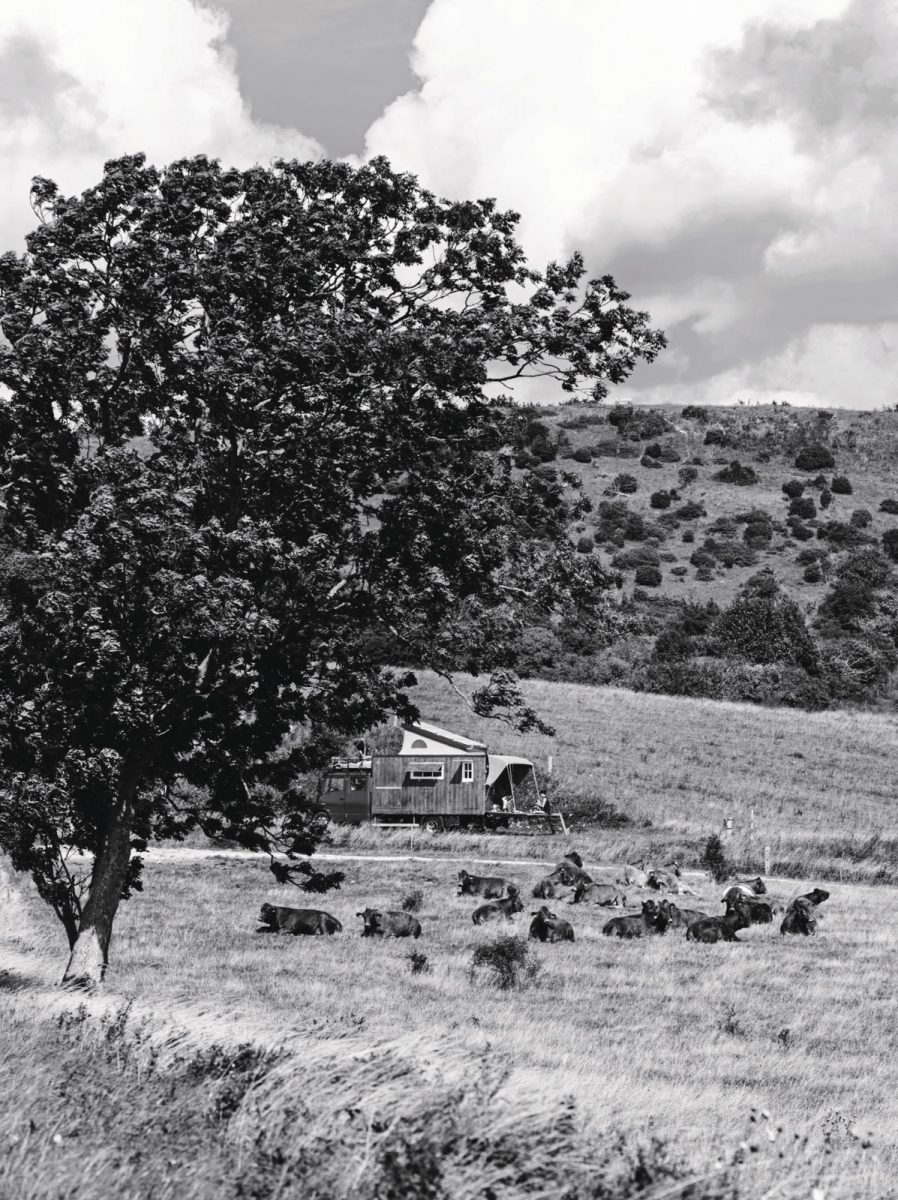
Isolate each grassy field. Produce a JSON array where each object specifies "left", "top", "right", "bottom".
[
  {"left": 4, "top": 846, "right": 896, "bottom": 1198},
  {"left": 396, "top": 670, "right": 898, "bottom": 882}
]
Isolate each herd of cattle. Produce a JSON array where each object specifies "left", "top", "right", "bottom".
[{"left": 257, "top": 852, "right": 830, "bottom": 944}]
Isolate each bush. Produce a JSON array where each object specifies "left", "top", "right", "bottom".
[
  {"left": 851, "top": 508, "right": 872, "bottom": 529},
  {"left": 650, "top": 490, "right": 671, "bottom": 510},
  {"left": 690, "top": 549, "right": 716, "bottom": 568},
  {"left": 407, "top": 950, "right": 432, "bottom": 975},
  {"left": 401, "top": 888, "right": 424, "bottom": 913},
  {"left": 797, "top": 547, "right": 825, "bottom": 565},
  {"left": 714, "top": 460, "right": 758, "bottom": 486},
  {"left": 657, "top": 445, "right": 681, "bottom": 463},
  {"left": 469, "top": 935, "right": 541, "bottom": 990},
  {"left": 682, "top": 405, "right": 709, "bottom": 422},
  {"left": 571, "top": 446, "right": 592, "bottom": 464},
  {"left": 682, "top": 529, "right": 695, "bottom": 543},
  {"left": 714, "top": 572, "right": 819, "bottom": 671},
  {"left": 612, "top": 546, "right": 660, "bottom": 570},
  {"left": 614, "top": 473, "right": 639, "bottom": 494},
  {"left": 830, "top": 475, "right": 853, "bottom": 495},
  {"left": 675, "top": 501, "right": 705, "bottom": 520},
  {"left": 883, "top": 529, "right": 898, "bottom": 562},
  {"left": 743, "top": 521, "right": 772, "bottom": 547},
  {"left": 782, "top": 479, "right": 805, "bottom": 499},
  {"left": 811, "top": 474, "right": 829, "bottom": 489},
  {"left": 818, "top": 520, "right": 871, "bottom": 547},
  {"left": 803, "top": 564, "right": 823, "bottom": 583},
  {"left": 678, "top": 466, "right": 698, "bottom": 487},
  {"left": 607, "top": 403, "right": 634, "bottom": 428},
  {"left": 704, "top": 427, "right": 729, "bottom": 446},
  {"left": 671, "top": 565, "right": 688, "bottom": 577},
  {"left": 789, "top": 496, "right": 816, "bottom": 520},
  {"left": 702, "top": 834, "right": 733, "bottom": 884},
  {"left": 576, "top": 536, "right": 594, "bottom": 554},
  {"left": 695, "top": 566, "right": 714, "bottom": 581},
  {"left": 640, "top": 455, "right": 663, "bottom": 469},
  {"left": 634, "top": 565, "right": 662, "bottom": 587},
  {"left": 879, "top": 498, "right": 898, "bottom": 514},
  {"left": 644, "top": 441, "right": 662, "bottom": 459},
  {"left": 787, "top": 519, "right": 815, "bottom": 541},
  {"left": 795, "top": 445, "right": 835, "bottom": 471}
]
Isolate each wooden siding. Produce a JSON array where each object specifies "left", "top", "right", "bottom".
[{"left": 371, "top": 754, "right": 486, "bottom": 816}]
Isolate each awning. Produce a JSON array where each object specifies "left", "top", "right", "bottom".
[{"left": 486, "top": 755, "right": 535, "bottom": 786}]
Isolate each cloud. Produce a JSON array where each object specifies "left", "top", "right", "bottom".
[
  {"left": 364, "top": 0, "right": 898, "bottom": 408},
  {"left": 0, "top": 0, "right": 321, "bottom": 251}
]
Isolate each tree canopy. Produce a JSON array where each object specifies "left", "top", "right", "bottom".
[{"left": 0, "top": 153, "right": 664, "bottom": 980}]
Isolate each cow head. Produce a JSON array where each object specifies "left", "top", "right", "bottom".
[
  {"left": 508, "top": 894, "right": 524, "bottom": 915},
  {"left": 506, "top": 883, "right": 520, "bottom": 899},
  {"left": 564, "top": 851, "right": 583, "bottom": 869},
  {"left": 806, "top": 888, "right": 830, "bottom": 905},
  {"left": 356, "top": 907, "right": 378, "bottom": 929},
  {"left": 641, "top": 899, "right": 660, "bottom": 921},
  {"left": 531, "top": 906, "right": 556, "bottom": 920},
  {"left": 260, "top": 903, "right": 277, "bottom": 923},
  {"left": 457, "top": 870, "right": 471, "bottom": 894},
  {"left": 749, "top": 876, "right": 767, "bottom": 895}
]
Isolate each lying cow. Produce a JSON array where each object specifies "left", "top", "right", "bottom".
[
  {"left": 546, "top": 852, "right": 593, "bottom": 888},
  {"left": 571, "top": 881, "right": 627, "bottom": 907},
  {"left": 646, "top": 863, "right": 693, "bottom": 893},
  {"left": 686, "top": 897, "right": 752, "bottom": 943},
  {"left": 656, "top": 899, "right": 709, "bottom": 930},
  {"left": 357, "top": 908, "right": 422, "bottom": 938},
  {"left": 528, "top": 906, "right": 574, "bottom": 943},
  {"left": 472, "top": 894, "right": 524, "bottom": 925},
  {"left": 622, "top": 862, "right": 648, "bottom": 888},
  {"left": 795, "top": 888, "right": 830, "bottom": 908},
  {"left": 780, "top": 897, "right": 818, "bottom": 936},
  {"left": 723, "top": 894, "right": 783, "bottom": 925},
  {"left": 532, "top": 877, "right": 559, "bottom": 899},
  {"left": 602, "top": 899, "right": 666, "bottom": 939},
  {"left": 457, "top": 870, "right": 516, "bottom": 899},
  {"left": 721, "top": 879, "right": 768, "bottom": 905},
  {"left": 258, "top": 903, "right": 342, "bottom": 936}
]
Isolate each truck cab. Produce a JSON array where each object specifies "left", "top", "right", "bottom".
[{"left": 318, "top": 760, "right": 372, "bottom": 824}]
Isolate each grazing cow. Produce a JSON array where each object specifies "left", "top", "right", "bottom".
[
  {"left": 656, "top": 899, "right": 709, "bottom": 930},
  {"left": 571, "top": 881, "right": 627, "bottom": 907},
  {"left": 357, "top": 908, "right": 422, "bottom": 938},
  {"left": 686, "top": 898, "right": 752, "bottom": 943},
  {"left": 602, "top": 899, "right": 666, "bottom": 939},
  {"left": 546, "top": 852, "right": 593, "bottom": 888},
  {"left": 457, "top": 870, "right": 515, "bottom": 899},
  {"left": 472, "top": 894, "right": 525, "bottom": 925},
  {"left": 532, "top": 877, "right": 559, "bottom": 899},
  {"left": 780, "top": 897, "right": 818, "bottom": 936},
  {"left": 258, "top": 903, "right": 342, "bottom": 936},
  {"left": 528, "top": 906, "right": 575, "bottom": 943}
]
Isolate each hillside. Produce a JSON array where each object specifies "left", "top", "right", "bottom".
[{"left": 496, "top": 401, "right": 898, "bottom": 708}]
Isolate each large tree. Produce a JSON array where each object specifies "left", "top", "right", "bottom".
[{"left": 0, "top": 154, "right": 664, "bottom": 982}]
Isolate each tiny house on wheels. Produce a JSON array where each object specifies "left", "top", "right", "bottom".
[{"left": 317, "top": 720, "right": 565, "bottom": 834}]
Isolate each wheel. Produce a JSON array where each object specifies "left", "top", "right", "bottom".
[{"left": 420, "top": 817, "right": 443, "bottom": 834}]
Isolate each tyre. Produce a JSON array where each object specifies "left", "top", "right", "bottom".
[{"left": 420, "top": 817, "right": 443, "bottom": 834}]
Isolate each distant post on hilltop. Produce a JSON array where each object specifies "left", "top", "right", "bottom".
[{"left": 764, "top": 845, "right": 772, "bottom": 876}]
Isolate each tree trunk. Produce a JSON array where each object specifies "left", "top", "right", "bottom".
[{"left": 62, "top": 767, "right": 138, "bottom": 986}]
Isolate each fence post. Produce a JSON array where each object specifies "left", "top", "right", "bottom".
[
  {"left": 547, "top": 755, "right": 553, "bottom": 776},
  {"left": 764, "top": 844, "right": 771, "bottom": 876}
]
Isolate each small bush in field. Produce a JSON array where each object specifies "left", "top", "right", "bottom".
[
  {"left": 690, "top": 549, "right": 715, "bottom": 568},
  {"left": 743, "top": 521, "right": 772, "bottom": 547},
  {"left": 407, "top": 950, "right": 432, "bottom": 975},
  {"left": 641, "top": 454, "right": 663, "bottom": 469},
  {"left": 879, "top": 498, "right": 898, "bottom": 514},
  {"left": 469, "top": 936, "right": 541, "bottom": 991},
  {"left": 650, "top": 490, "right": 671, "bottom": 509},
  {"left": 612, "top": 546, "right": 660, "bottom": 570},
  {"left": 704, "top": 427, "right": 728, "bottom": 446},
  {"left": 676, "top": 500, "right": 705, "bottom": 520},
  {"left": 682, "top": 404, "right": 709, "bottom": 422},
  {"left": 576, "top": 535, "right": 594, "bottom": 554},
  {"left": 634, "top": 565, "right": 662, "bottom": 587},
  {"left": 571, "top": 446, "right": 592, "bottom": 464},
  {"left": 702, "top": 833, "right": 733, "bottom": 883},
  {"left": 803, "top": 564, "right": 823, "bottom": 583},
  {"left": 714, "top": 460, "right": 758, "bottom": 486},
  {"left": 678, "top": 466, "right": 698, "bottom": 486},
  {"left": 644, "top": 441, "right": 662, "bottom": 459},
  {"left": 695, "top": 565, "right": 714, "bottom": 581},
  {"left": 657, "top": 445, "right": 681, "bottom": 463},
  {"left": 789, "top": 496, "right": 816, "bottom": 520},
  {"left": 820, "top": 489, "right": 833, "bottom": 509},
  {"left": 883, "top": 529, "right": 898, "bottom": 562},
  {"left": 795, "top": 445, "right": 835, "bottom": 471},
  {"left": 671, "top": 565, "right": 688, "bottom": 576},
  {"left": 831, "top": 475, "right": 853, "bottom": 495},
  {"left": 402, "top": 888, "right": 424, "bottom": 913},
  {"left": 782, "top": 479, "right": 805, "bottom": 498},
  {"left": 787, "top": 519, "right": 815, "bottom": 541},
  {"left": 682, "top": 529, "right": 695, "bottom": 543},
  {"left": 614, "top": 472, "right": 639, "bottom": 494},
  {"left": 851, "top": 508, "right": 872, "bottom": 528}
]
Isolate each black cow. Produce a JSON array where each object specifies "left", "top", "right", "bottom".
[
  {"left": 602, "top": 899, "right": 666, "bottom": 939},
  {"left": 357, "top": 908, "right": 422, "bottom": 938},
  {"left": 258, "top": 903, "right": 342, "bottom": 936},
  {"left": 656, "top": 899, "right": 709, "bottom": 930},
  {"left": 546, "top": 852, "right": 593, "bottom": 887},
  {"left": 780, "top": 897, "right": 818, "bottom": 936},
  {"left": 528, "top": 906, "right": 575, "bottom": 943},
  {"left": 722, "top": 877, "right": 767, "bottom": 902},
  {"left": 796, "top": 888, "right": 830, "bottom": 908},
  {"left": 472, "top": 894, "right": 524, "bottom": 925},
  {"left": 457, "top": 870, "right": 515, "bottom": 899},
  {"left": 571, "top": 881, "right": 627, "bottom": 907},
  {"left": 727, "top": 895, "right": 783, "bottom": 925},
  {"left": 686, "top": 898, "right": 752, "bottom": 943},
  {"left": 532, "top": 877, "right": 559, "bottom": 899}
]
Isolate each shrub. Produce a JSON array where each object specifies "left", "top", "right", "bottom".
[
  {"left": 702, "top": 834, "right": 732, "bottom": 884},
  {"left": 401, "top": 888, "right": 424, "bottom": 913},
  {"left": 640, "top": 455, "right": 663, "bottom": 469},
  {"left": 675, "top": 501, "right": 705, "bottom": 520},
  {"left": 797, "top": 547, "right": 825, "bottom": 565},
  {"left": 714, "top": 572, "right": 819, "bottom": 671},
  {"left": 576, "top": 536, "right": 594, "bottom": 554},
  {"left": 526, "top": 419, "right": 549, "bottom": 442},
  {"left": 851, "top": 508, "right": 872, "bottom": 529},
  {"left": 682, "top": 404, "right": 709, "bottom": 422},
  {"left": 607, "top": 403, "right": 634, "bottom": 429},
  {"left": 469, "top": 935, "right": 541, "bottom": 990},
  {"left": 612, "top": 545, "right": 660, "bottom": 570},
  {"left": 558, "top": 411, "right": 606, "bottom": 431},
  {"left": 820, "top": 489, "right": 833, "bottom": 509},
  {"left": 714, "top": 460, "right": 758, "bottom": 486},
  {"left": 789, "top": 496, "right": 816, "bottom": 520},
  {"left": 795, "top": 445, "right": 835, "bottom": 471},
  {"left": 818, "top": 520, "right": 871, "bottom": 547},
  {"left": 650, "top": 490, "right": 671, "bottom": 510},
  {"left": 657, "top": 445, "right": 681, "bottom": 463},
  {"left": 883, "top": 529, "right": 898, "bottom": 562},
  {"left": 811, "top": 474, "right": 829, "bottom": 489},
  {"left": 704, "top": 427, "right": 728, "bottom": 446},
  {"left": 671, "top": 565, "right": 688, "bottom": 576},
  {"left": 879, "top": 498, "right": 898, "bottom": 514},
  {"left": 787, "top": 519, "right": 815, "bottom": 541},
  {"left": 695, "top": 566, "right": 714, "bottom": 581},
  {"left": 831, "top": 475, "right": 853, "bottom": 495},
  {"left": 407, "top": 950, "right": 432, "bottom": 975},
  {"left": 634, "top": 565, "right": 662, "bottom": 587},
  {"left": 690, "top": 549, "right": 716, "bottom": 568},
  {"left": 644, "top": 441, "right": 662, "bottom": 459},
  {"left": 571, "top": 446, "right": 592, "bottom": 464},
  {"left": 743, "top": 521, "right": 772, "bottom": 547},
  {"left": 682, "top": 529, "right": 695, "bottom": 543},
  {"left": 614, "top": 473, "right": 639, "bottom": 494},
  {"left": 782, "top": 479, "right": 805, "bottom": 498},
  {"left": 803, "top": 564, "right": 823, "bottom": 583},
  {"left": 678, "top": 466, "right": 698, "bottom": 486}
]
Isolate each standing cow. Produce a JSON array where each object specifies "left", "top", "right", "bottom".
[{"left": 257, "top": 904, "right": 342, "bottom": 935}]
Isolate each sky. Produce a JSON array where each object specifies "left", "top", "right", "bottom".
[{"left": 0, "top": 0, "right": 896, "bottom": 409}]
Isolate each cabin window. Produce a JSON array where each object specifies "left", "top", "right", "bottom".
[
  {"left": 410, "top": 738, "right": 429, "bottom": 749},
  {"left": 409, "top": 761, "right": 444, "bottom": 780},
  {"left": 323, "top": 775, "right": 342, "bottom": 792},
  {"left": 461, "top": 760, "right": 474, "bottom": 783}
]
